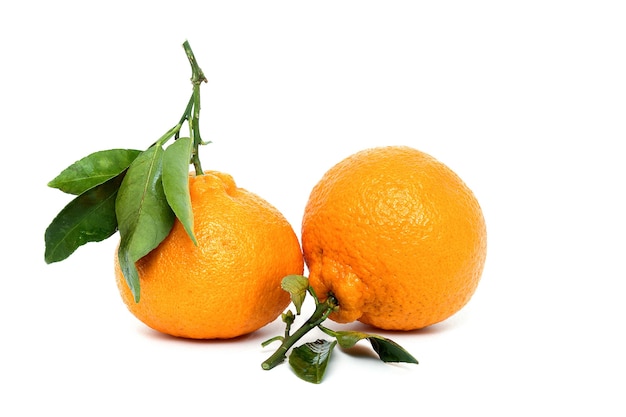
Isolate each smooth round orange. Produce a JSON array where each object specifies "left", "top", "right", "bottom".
[
  {"left": 114, "top": 171, "right": 304, "bottom": 339},
  {"left": 302, "top": 146, "right": 487, "bottom": 330}
]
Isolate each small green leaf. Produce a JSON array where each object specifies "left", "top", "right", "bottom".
[
  {"left": 281, "top": 309, "right": 295, "bottom": 326},
  {"left": 162, "top": 137, "right": 197, "bottom": 245},
  {"left": 324, "top": 329, "right": 365, "bottom": 349},
  {"left": 281, "top": 275, "right": 309, "bottom": 315},
  {"left": 368, "top": 336, "right": 419, "bottom": 364},
  {"left": 320, "top": 327, "right": 418, "bottom": 364},
  {"left": 116, "top": 145, "right": 175, "bottom": 302},
  {"left": 48, "top": 149, "right": 141, "bottom": 195},
  {"left": 44, "top": 173, "right": 125, "bottom": 264},
  {"left": 117, "top": 247, "right": 141, "bottom": 302},
  {"left": 289, "top": 339, "right": 337, "bottom": 384}
]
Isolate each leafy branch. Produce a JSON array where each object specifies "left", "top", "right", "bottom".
[
  {"left": 261, "top": 275, "right": 418, "bottom": 384},
  {"left": 45, "top": 41, "right": 208, "bottom": 302}
]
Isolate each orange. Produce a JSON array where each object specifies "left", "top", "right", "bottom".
[
  {"left": 114, "top": 171, "right": 304, "bottom": 339},
  {"left": 301, "top": 146, "right": 487, "bottom": 330}
]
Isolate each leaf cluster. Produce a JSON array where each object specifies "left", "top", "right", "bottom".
[
  {"left": 262, "top": 275, "right": 418, "bottom": 384},
  {"left": 45, "top": 41, "right": 208, "bottom": 303},
  {"left": 45, "top": 137, "right": 198, "bottom": 302}
]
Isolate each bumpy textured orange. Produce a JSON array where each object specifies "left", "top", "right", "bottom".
[
  {"left": 115, "top": 171, "right": 304, "bottom": 339},
  {"left": 302, "top": 146, "right": 487, "bottom": 330}
]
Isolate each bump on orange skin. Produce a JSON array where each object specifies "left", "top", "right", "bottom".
[
  {"left": 115, "top": 171, "right": 304, "bottom": 339},
  {"left": 302, "top": 146, "right": 487, "bottom": 330}
]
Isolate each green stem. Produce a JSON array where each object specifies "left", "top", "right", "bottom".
[
  {"left": 261, "top": 295, "right": 337, "bottom": 370},
  {"left": 146, "top": 42, "right": 208, "bottom": 166},
  {"left": 261, "top": 335, "right": 284, "bottom": 347},
  {"left": 176, "top": 95, "right": 195, "bottom": 138},
  {"left": 181, "top": 40, "right": 208, "bottom": 175},
  {"left": 317, "top": 324, "right": 341, "bottom": 339},
  {"left": 190, "top": 84, "right": 204, "bottom": 175},
  {"left": 183, "top": 40, "right": 207, "bottom": 86},
  {"left": 155, "top": 124, "right": 183, "bottom": 147}
]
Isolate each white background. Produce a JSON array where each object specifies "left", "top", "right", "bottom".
[{"left": 1, "top": 1, "right": 625, "bottom": 415}]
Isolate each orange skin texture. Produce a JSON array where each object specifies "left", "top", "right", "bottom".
[
  {"left": 115, "top": 171, "right": 304, "bottom": 339},
  {"left": 302, "top": 146, "right": 487, "bottom": 330}
]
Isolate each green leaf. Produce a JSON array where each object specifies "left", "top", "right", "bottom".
[
  {"left": 117, "top": 246, "right": 140, "bottom": 301},
  {"left": 320, "top": 327, "right": 418, "bottom": 364},
  {"left": 162, "top": 137, "right": 197, "bottom": 245},
  {"left": 289, "top": 339, "right": 337, "bottom": 384},
  {"left": 48, "top": 149, "right": 141, "bottom": 195},
  {"left": 368, "top": 337, "right": 419, "bottom": 364},
  {"left": 116, "top": 145, "right": 175, "bottom": 302},
  {"left": 44, "top": 173, "right": 125, "bottom": 264},
  {"left": 281, "top": 275, "right": 309, "bottom": 315},
  {"left": 323, "top": 329, "right": 365, "bottom": 349}
]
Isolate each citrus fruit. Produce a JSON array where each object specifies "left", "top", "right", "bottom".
[
  {"left": 114, "top": 171, "right": 304, "bottom": 339},
  {"left": 301, "top": 146, "right": 487, "bottom": 330}
]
